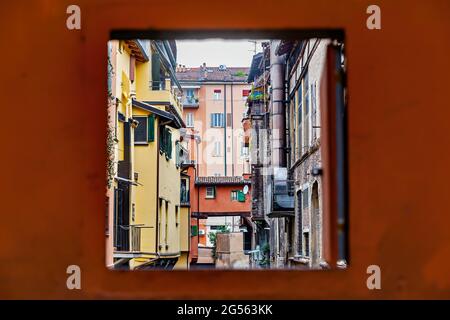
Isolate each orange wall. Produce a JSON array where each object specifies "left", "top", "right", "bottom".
[
  {"left": 198, "top": 185, "right": 251, "bottom": 213},
  {"left": 2, "top": 0, "right": 450, "bottom": 300}
]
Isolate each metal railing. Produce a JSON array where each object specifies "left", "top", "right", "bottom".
[
  {"left": 114, "top": 224, "right": 147, "bottom": 252},
  {"left": 182, "top": 96, "right": 199, "bottom": 106}
]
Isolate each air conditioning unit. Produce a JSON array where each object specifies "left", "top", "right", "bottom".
[{"left": 198, "top": 230, "right": 206, "bottom": 235}]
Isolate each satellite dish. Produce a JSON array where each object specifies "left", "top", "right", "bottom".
[{"left": 243, "top": 185, "right": 249, "bottom": 195}]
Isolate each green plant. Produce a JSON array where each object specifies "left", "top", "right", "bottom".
[
  {"left": 106, "top": 53, "right": 116, "bottom": 189},
  {"left": 208, "top": 225, "right": 230, "bottom": 259},
  {"left": 233, "top": 71, "right": 247, "bottom": 77}
]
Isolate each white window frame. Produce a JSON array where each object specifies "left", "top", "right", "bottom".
[
  {"left": 211, "top": 113, "right": 224, "bottom": 127},
  {"left": 213, "top": 141, "right": 221, "bottom": 157},
  {"left": 206, "top": 186, "right": 216, "bottom": 199},
  {"left": 186, "top": 112, "right": 194, "bottom": 128},
  {"left": 213, "top": 90, "right": 221, "bottom": 100}
]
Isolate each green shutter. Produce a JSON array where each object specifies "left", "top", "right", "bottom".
[
  {"left": 147, "top": 114, "right": 154, "bottom": 142},
  {"left": 151, "top": 53, "right": 161, "bottom": 90},
  {"left": 191, "top": 225, "right": 198, "bottom": 237},
  {"left": 167, "top": 129, "right": 172, "bottom": 159},
  {"left": 159, "top": 125, "right": 164, "bottom": 153},
  {"left": 238, "top": 191, "right": 245, "bottom": 202}
]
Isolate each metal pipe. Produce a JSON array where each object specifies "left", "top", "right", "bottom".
[
  {"left": 224, "top": 83, "right": 227, "bottom": 176},
  {"left": 270, "top": 40, "right": 287, "bottom": 168}
]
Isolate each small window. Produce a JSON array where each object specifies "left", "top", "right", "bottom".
[
  {"left": 159, "top": 126, "right": 172, "bottom": 159},
  {"left": 303, "top": 231, "right": 310, "bottom": 257},
  {"left": 213, "top": 141, "right": 221, "bottom": 157},
  {"left": 133, "top": 116, "right": 148, "bottom": 144},
  {"left": 213, "top": 89, "right": 221, "bottom": 100},
  {"left": 211, "top": 113, "right": 224, "bottom": 127},
  {"left": 206, "top": 187, "right": 216, "bottom": 199},
  {"left": 186, "top": 112, "right": 194, "bottom": 128},
  {"left": 231, "top": 190, "right": 238, "bottom": 201}
]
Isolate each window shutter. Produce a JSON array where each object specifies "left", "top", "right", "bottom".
[
  {"left": 191, "top": 225, "right": 198, "bottom": 237},
  {"left": 129, "top": 56, "right": 136, "bottom": 82},
  {"left": 147, "top": 114, "right": 154, "bottom": 142},
  {"left": 167, "top": 128, "right": 172, "bottom": 159},
  {"left": 238, "top": 191, "right": 245, "bottom": 202},
  {"left": 151, "top": 53, "right": 161, "bottom": 90},
  {"left": 159, "top": 126, "right": 165, "bottom": 153}
]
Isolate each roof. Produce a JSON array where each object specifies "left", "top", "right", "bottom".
[
  {"left": 195, "top": 176, "right": 251, "bottom": 185},
  {"left": 176, "top": 66, "right": 249, "bottom": 83}
]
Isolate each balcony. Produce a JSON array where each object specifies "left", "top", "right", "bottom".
[
  {"left": 113, "top": 224, "right": 153, "bottom": 257},
  {"left": 182, "top": 96, "right": 199, "bottom": 108},
  {"left": 148, "top": 79, "right": 183, "bottom": 117},
  {"left": 267, "top": 179, "right": 295, "bottom": 218}
]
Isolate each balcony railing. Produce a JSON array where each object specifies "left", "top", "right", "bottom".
[
  {"left": 182, "top": 96, "right": 199, "bottom": 107},
  {"left": 114, "top": 224, "right": 145, "bottom": 252},
  {"left": 150, "top": 80, "right": 167, "bottom": 91}
]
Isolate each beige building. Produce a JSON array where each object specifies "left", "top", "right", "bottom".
[{"left": 176, "top": 64, "right": 251, "bottom": 177}]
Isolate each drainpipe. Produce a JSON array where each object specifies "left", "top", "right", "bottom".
[
  {"left": 231, "top": 82, "right": 234, "bottom": 176},
  {"left": 155, "top": 122, "right": 161, "bottom": 253},
  {"left": 270, "top": 40, "right": 286, "bottom": 169},
  {"left": 270, "top": 40, "right": 287, "bottom": 268},
  {"left": 223, "top": 84, "right": 227, "bottom": 176}
]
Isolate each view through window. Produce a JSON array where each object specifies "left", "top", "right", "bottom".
[{"left": 106, "top": 37, "right": 347, "bottom": 270}]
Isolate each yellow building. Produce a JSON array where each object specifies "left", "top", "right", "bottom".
[{"left": 107, "top": 40, "right": 190, "bottom": 270}]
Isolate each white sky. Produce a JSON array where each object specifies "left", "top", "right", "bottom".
[{"left": 176, "top": 39, "right": 264, "bottom": 68}]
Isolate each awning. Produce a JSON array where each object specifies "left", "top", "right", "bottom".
[{"left": 132, "top": 99, "right": 181, "bottom": 129}]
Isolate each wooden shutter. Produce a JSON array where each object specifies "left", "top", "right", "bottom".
[
  {"left": 147, "top": 114, "right": 155, "bottom": 142},
  {"left": 227, "top": 113, "right": 232, "bottom": 127},
  {"left": 191, "top": 225, "right": 198, "bottom": 237},
  {"left": 129, "top": 56, "right": 136, "bottom": 82},
  {"left": 151, "top": 52, "right": 161, "bottom": 90},
  {"left": 238, "top": 191, "right": 245, "bottom": 202},
  {"left": 167, "top": 129, "right": 172, "bottom": 159},
  {"left": 159, "top": 125, "right": 165, "bottom": 153}
]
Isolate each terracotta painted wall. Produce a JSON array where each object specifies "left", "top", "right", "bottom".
[
  {"left": 1, "top": 0, "right": 450, "bottom": 299},
  {"left": 198, "top": 185, "right": 251, "bottom": 214}
]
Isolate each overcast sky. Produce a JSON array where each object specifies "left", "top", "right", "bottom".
[{"left": 176, "top": 40, "right": 264, "bottom": 68}]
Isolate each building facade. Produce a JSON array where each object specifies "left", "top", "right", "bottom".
[
  {"left": 246, "top": 39, "right": 345, "bottom": 269},
  {"left": 106, "top": 39, "right": 190, "bottom": 270}
]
